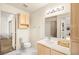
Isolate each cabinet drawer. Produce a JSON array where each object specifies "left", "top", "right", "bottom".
[
  {"left": 51, "top": 49, "right": 64, "bottom": 55},
  {"left": 37, "top": 44, "right": 51, "bottom": 55}
]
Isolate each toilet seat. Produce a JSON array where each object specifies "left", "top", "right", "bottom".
[{"left": 24, "top": 42, "right": 31, "bottom": 48}]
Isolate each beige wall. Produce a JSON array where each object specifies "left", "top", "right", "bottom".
[{"left": 30, "top": 3, "right": 70, "bottom": 48}]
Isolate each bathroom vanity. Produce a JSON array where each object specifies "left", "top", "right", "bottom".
[
  {"left": 42, "top": 9, "right": 71, "bottom": 55},
  {"left": 37, "top": 39, "right": 70, "bottom": 55}
]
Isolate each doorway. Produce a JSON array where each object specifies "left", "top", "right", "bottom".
[
  {"left": 45, "top": 16, "right": 57, "bottom": 37},
  {"left": 1, "top": 11, "right": 16, "bottom": 50}
]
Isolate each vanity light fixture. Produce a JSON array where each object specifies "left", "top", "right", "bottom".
[
  {"left": 23, "top": 4, "right": 28, "bottom": 8},
  {"left": 46, "top": 6, "right": 64, "bottom": 15}
]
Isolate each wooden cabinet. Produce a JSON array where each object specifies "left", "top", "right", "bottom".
[
  {"left": 71, "top": 42, "right": 79, "bottom": 54},
  {"left": 37, "top": 44, "right": 64, "bottom": 55},
  {"left": 37, "top": 44, "right": 51, "bottom": 55},
  {"left": 71, "top": 3, "right": 79, "bottom": 54},
  {"left": 0, "top": 38, "right": 12, "bottom": 54},
  {"left": 71, "top": 3, "right": 79, "bottom": 42},
  {"left": 51, "top": 49, "right": 64, "bottom": 55},
  {"left": 18, "top": 13, "right": 29, "bottom": 29}
]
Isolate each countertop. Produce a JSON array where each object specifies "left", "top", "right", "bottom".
[{"left": 37, "top": 39, "right": 71, "bottom": 55}]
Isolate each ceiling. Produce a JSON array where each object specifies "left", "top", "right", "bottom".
[{"left": 7, "top": 3, "right": 48, "bottom": 13}]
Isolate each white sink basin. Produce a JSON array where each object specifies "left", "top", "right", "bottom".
[{"left": 43, "top": 37, "right": 61, "bottom": 44}]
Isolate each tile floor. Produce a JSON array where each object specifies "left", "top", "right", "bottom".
[{"left": 5, "top": 47, "right": 37, "bottom": 55}]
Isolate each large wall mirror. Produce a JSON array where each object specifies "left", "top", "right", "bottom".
[{"left": 45, "top": 13, "right": 70, "bottom": 39}]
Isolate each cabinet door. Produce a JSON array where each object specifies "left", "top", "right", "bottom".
[
  {"left": 18, "top": 13, "right": 29, "bottom": 29},
  {"left": 71, "top": 3, "right": 79, "bottom": 42},
  {"left": 51, "top": 49, "right": 64, "bottom": 55},
  {"left": 71, "top": 3, "right": 79, "bottom": 54},
  {"left": 19, "top": 14, "right": 26, "bottom": 25},
  {"left": 37, "top": 44, "right": 51, "bottom": 55},
  {"left": 26, "top": 13, "right": 29, "bottom": 25}
]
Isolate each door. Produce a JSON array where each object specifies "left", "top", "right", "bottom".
[{"left": 71, "top": 3, "right": 79, "bottom": 54}]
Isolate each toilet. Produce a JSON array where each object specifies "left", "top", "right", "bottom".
[
  {"left": 20, "top": 38, "right": 32, "bottom": 49},
  {"left": 23, "top": 42, "right": 32, "bottom": 48}
]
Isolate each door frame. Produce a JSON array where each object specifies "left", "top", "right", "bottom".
[{"left": 1, "top": 11, "right": 17, "bottom": 50}]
